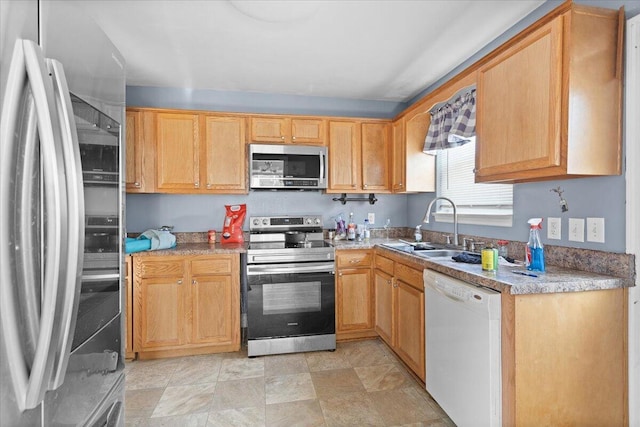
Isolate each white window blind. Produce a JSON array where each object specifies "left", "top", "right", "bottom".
[{"left": 436, "top": 137, "right": 513, "bottom": 215}]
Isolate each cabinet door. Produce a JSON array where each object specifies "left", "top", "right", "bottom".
[
  {"left": 476, "top": 18, "right": 563, "bottom": 181},
  {"left": 395, "top": 279, "right": 425, "bottom": 381},
  {"left": 291, "top": 118, "right": 326, "bottom": 144},
  {"left": 125, "top": 256, "right": 134, "bottom": 358},
  {"left": 135, "top": 276, "right": 186, "bottom": 350},
  {"left": 156, "top": 112, "right": 201, "bottom": 191},
  {"left": 190, "top": 275, "right": 235, "bottom": 345},
  {"left": 250, "top": 116, "right": 290, "bottom": 143},
  {"left": 391, "top": 118, "right": 405, "bottom": 192},
  {"left": 336, "top": 268, "right": 373, "bottom": 333},
  {"left": 361, "top": 122, "right": 390, "bottom": 191},
  {"left": 125, "top": 111, "right": 143, "bottom": 192},
  {"left": 203, "top": 115, "right": 247, "bottom": 192},
  {"left": 328, "top": 121, "right": 360, "bottom": 192},
  {"left": 374, "top": 269, "right": 394, "bottom": 345}
]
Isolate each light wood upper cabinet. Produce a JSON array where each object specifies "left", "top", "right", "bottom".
[
  {"left": 155, "top": 112, "right": 201, "bottom": 191},
  {"left": 328, "top": 121, "right": 360, "bottom": 191},
  {"left": 125, "top": 111, "right": 143, "bottom": 191},
  {"left": 328, "top": 120, "right": 390, "bottom": 193},
  {"left": 125, "top": 109, "right": 155, "bottom": 192},
  {"left": 390, "top": 118, "right": 406, "bottom": 192},
  {"left": 475, "top": 5, "right": 623, "bottom": 183},
  {"left": 250, "top": 116, "right": 326, "bottom": 144},
  {"left": 202, "top": 115, "right": 247, "bottom": 192},
  {"left": 361, "top": 122, "right": 390, "bottom": 191}
]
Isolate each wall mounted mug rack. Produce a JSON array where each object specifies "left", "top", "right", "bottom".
[{"left": 332, "top": 193, "right": 378, "bottom": 205}]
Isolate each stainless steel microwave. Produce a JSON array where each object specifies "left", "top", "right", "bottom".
[{"left": 249, "top": 144, "right": 327, "bottom": 190}]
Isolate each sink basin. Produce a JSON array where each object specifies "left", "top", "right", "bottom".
[{"left": 413, "top": 249, "right": 466, "bottom": 258}]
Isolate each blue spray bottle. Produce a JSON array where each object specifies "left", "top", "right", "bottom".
[{"left": 526, "top": 218, "right": 545, "bottom": 272}]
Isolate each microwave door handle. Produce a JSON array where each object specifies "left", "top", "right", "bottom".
[
  {"left": 47, "top": 58, "right": 85, "bottom": 389},
  {"left": 319, "top": 150, "right": 325, "bottom": 184}
]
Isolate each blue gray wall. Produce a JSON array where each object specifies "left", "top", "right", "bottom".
[{"left": 126, "top": 0, "right": 638, "bottom": 254}]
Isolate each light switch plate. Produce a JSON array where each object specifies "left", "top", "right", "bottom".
[
  {"left": 568, "top": 218, "right": 585, "bottom": 242},
  {"left": 367, "top": 213, "right": 375, "bottom": 225},
  {"left": 547, "top": 217, "right": 561, "bottom": 240},
  {"left": 586, "top": 217, "right": 605, "bottom": 243}
]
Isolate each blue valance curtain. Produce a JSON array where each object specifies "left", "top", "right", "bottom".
[{"left": 422, "top": 88, "right": 476, "bottom": 154}]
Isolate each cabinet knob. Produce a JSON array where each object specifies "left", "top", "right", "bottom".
[
  {"left": 399, "top": 183, "right": 403, "bottom": 187},
  {"left": 206, "top": 183, "right": 212, "bottom": 189},
  {"left": 339, "top": 272, "right": 343, "bottom": 277},
  {"left": 177, "top": 279, "right": 183, "bottom": 285},
  {"left": 363, "top": 184, "right": 368, "bottom": 189},
  {"left": 349, "top": 259, "right": 360, "bottom": 264},
  {"left": 393, "top": 282, "right": 398, "bottom": 288},
  {"left": 195, "top": 182, "right": 200, "bottom": 188},
  {"left": 387, "top": 279, "right": 392, "bottom": 285},
  {"left": 192, "top": 279, "right": 197, "bottom": 285},
  {"left": 281, "top": 136, "right": 285, "bottom": 140},
  {"left": 134, "top": 182, "right": 140, "bottom": 187},
  {"left": 292, "top": 136, "right": 296, "bottom": 141},
  {"left": 473, "top": 168, "right": 478, "bottom": 174}
]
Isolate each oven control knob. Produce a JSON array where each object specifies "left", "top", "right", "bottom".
[
  {"left": 314, "top": 218, "right": 321, "bottom": 225},
  {"left": 262, "top": 219, "right": 269, "bottom": 226},
  {"left": 253, "top": 218, "right": 260, "bottom": 226},
  {"left": 305, "top": 218, "right": 313, "bottom": 225}
]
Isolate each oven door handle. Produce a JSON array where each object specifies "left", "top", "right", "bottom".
[{"left": 247, "top": 262, "right": 335, "bottom": 275}]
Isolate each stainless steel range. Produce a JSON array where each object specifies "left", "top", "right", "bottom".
[{"left": 246, "top": 215, "right": 335, "bottom": 357}]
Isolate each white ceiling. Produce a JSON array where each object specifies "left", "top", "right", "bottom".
[{"left": 77, "top": 0, "right": 546, "bottom": 103}]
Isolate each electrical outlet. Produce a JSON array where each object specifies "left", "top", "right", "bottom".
[
  {"left": 568, "top": 218, "right": 585, "bottom": 242},
  {"left": 547, "top": 217, "right": 561, "bottom": 240},
  {"left": 367, "top": 213, "right": 375, "bottom": 225},
  {"left": 586, "top": 217, "right": 605, "bottom": 243}
]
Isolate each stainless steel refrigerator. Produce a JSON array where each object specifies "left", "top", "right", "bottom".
[{"left": 0, "top": 0, "right": 126, "bottom": 425}]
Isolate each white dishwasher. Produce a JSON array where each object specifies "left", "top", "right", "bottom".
[{"left": 423, "top": 269, "right": 501, "bottom": 427}]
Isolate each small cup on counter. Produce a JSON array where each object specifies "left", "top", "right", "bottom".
[
  {"left": 208, "top": 230, "right": 216, "bottom": 244},
  {"left": 327, "top": 230, "right": 336, "bottom": 240}
]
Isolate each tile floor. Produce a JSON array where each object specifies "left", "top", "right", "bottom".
[{"left": 124, "top": 338, "right": 455, "bottom": 426}]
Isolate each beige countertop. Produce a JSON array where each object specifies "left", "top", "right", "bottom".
[
  {"left": 129, "top": 238, "right": 632, "bottom": 295},
  {"left": 332, "top": 238, "right": 632, "bottom": 295},
  {"left": 130, "top": 242, "right": 247, "bottom": 257}
]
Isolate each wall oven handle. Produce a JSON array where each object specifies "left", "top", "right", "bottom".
[
  {"left": 47, "top": 58, "right": 85, "bottom": 389},
  {"left": 81, "top": 273, "right": 120, "bottom": 282},
  {"left": 247, "top": 262, "right": 335, "bottom": 275}
]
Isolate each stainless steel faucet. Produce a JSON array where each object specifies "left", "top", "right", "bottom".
[{"left": 422, "top": 197, "right": 458, "bottom": 246}]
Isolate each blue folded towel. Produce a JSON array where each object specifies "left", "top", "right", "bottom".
[
  {"left": 125, "top": 237, "right": 151, "bottom": 254},
  {"left": 138, "top": 229, "right": 177, "bottom": 250}
]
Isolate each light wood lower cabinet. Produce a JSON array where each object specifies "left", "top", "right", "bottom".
[
  {"left": 335, "top": 250, "right": 377, "bottom": 341},
  {"left": 124, "top": 256, "right": 134, "bottom": 359},
  {"left": 133, "top": 254, "right": 240, "bottom": 359},
  {"left": 502, "top": 288, "right": 627, "bottom": 426},
  {"left": 374, "top": 251, "right": 425, "bottom": 381}
]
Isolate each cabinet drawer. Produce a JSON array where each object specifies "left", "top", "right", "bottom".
[
  {"left": 136, "top": 258, "right": 185, "bottom": 278},
  {"left": 191, "top": 256, "right": 233, "bottom": 275},
  {"left": 337, "top": 250, "right": 372, "bottom": 268},
  {"left": 374, "top": 254, "right": 394, "bottom": 275},
  {"left": 395, "top": 263, "right": 423, "bottom": 291}
]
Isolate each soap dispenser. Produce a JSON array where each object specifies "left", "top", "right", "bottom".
[{"left": 414, "top": 225, "right": 423, "bottom": 242}]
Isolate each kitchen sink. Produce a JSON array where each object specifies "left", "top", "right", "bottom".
[{"left": 412, "top": 249, "right": 466, "bottom": 258}]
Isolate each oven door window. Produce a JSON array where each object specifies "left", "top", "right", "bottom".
[
  {"left": 72, "top": 272, "right": 120, "bottom": 350},
  {"left": 247, "top": 271, "right": 335, "bottom": 339},
  {"left": 263, "top": 281, "right": 321, "bottom": 315}
]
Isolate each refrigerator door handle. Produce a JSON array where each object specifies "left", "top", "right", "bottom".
[
  {"left": 0, "top": 39, "right": 68, "bottom": 412},
  {"left": 47, "top": 58, "right": 85, "bottom": 389}
]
